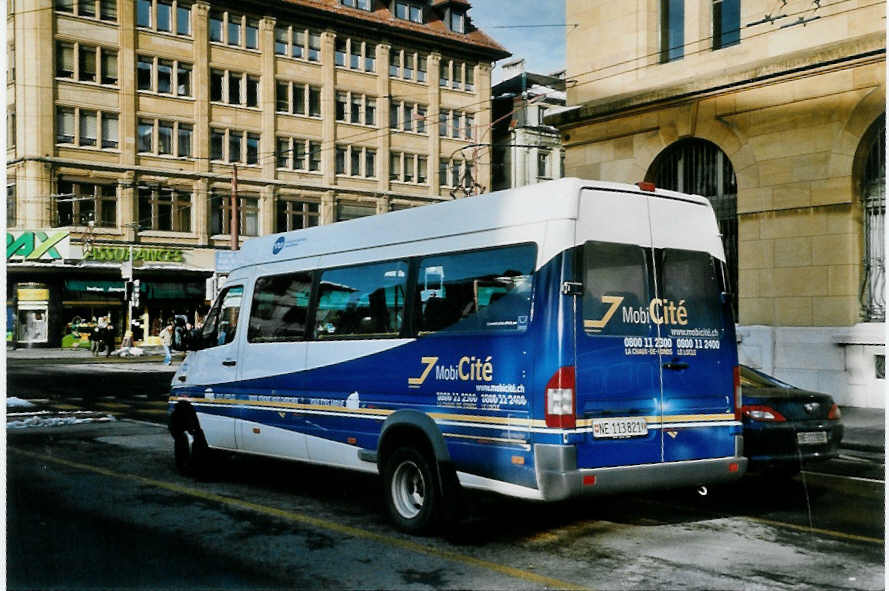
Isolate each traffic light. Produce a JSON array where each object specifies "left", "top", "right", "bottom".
[
  {"left": 133, "top": 279, "right": 141, "bottom": 308},
  {"left": 124, "top": 280, "right": 134, "bottom": 302}
]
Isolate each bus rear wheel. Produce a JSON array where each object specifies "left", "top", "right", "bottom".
[{"left": 383, "top": 447, "right": 441, "bottom": 534}]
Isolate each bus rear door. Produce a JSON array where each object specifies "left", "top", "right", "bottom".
[
  {"left": 648, "top": 199, "right": 737, "bottom": 461},
  {"left": 575, "top": 189, "right": 663, "bottom": 468}
]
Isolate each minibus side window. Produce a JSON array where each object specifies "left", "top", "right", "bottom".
[
  {"left": 248, "top": 272, "right": 312, "bottom": 343},
  {"left": 582, "top": 241, "right": 650, "bottom": 336},
  {"left": 417, "top": 244, "right": 535, "bottom": 334},
  {"left": 658, "top": 249, "right": 723, "bottom": 332},
  {"left": 201, "top": 285, "right": 244, "bottom": 347},
  {"left": 315, "top": 260, "right": 408, "bottom": 338}
]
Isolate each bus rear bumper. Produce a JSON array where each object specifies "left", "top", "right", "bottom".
[{"left": 535, "top": 444, "right": 748, "bottom": 501}]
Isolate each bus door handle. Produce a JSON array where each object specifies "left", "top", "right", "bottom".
[
  {"left": 222, "top": 360, "right": 237, "bottom": 367},
  {"left": 663, "top": 361, "right": 689, "bottom": 371}
]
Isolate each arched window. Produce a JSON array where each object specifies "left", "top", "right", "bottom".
[
  {"left": 647, "top": 139, "right": 738, "bottom": 313},
  {"left": 861, "top": 115, "right": 885, "bottom": 322}
]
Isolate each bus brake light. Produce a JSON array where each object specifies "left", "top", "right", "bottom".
[
  {"left": 734, "top": 365, "right": 742, "bottom": 421},
  {"left": 545, "top": 366, "right": 576, "bottom": 429}
]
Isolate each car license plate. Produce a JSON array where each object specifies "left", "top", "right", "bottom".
[
  {"left": 592, "top": 417, "right": 648, "bottom": 439},
  {"left": 797, "top": 431, "right": 828, "bottom": 445}
]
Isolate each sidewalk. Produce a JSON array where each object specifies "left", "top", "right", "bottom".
[
  {"left": 839, "top": 406, "right": 885, "bottom": 455},
  {"left": 6, "top": 346, "right": 182, "bottom": 365},
  {"left": 5, "top": 347, "right": 887, "bottom": 456}
]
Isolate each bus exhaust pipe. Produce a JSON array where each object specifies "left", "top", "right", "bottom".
[{"left": 697, "top": 485, "right": 708, "bottom": 497}]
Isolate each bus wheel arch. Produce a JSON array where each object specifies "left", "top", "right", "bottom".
[{"left": 377, "top": 412, "right": 460, "bottom": 533}]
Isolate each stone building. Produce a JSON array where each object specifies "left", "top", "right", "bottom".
[
  {"left": 6, "top": 0, "right": 509, "bottom": 347},
  {"left": 549, "top": 0, "right": 885, "bottom": 407},
  {"left": 490, "top": 58, "right": 566, "bottom": 190}
]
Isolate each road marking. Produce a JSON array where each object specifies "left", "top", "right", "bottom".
[
  {"left": 95, "top": 402, "right": 130, "bottom": 410},
  {"left": 9, "top": 447, "right": 591, "bottom": 591},
  {"left": 802, "top": 470, "right": 884, "bottom": 485},
  {"left": 134, "top": 409, "right": 169, "bottom": 415}
]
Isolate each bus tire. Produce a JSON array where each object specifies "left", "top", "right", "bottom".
[{"left": 383, "top": 446, "right": 441, "bottom": 534}]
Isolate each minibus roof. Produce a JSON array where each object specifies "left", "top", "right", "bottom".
[{"left": 234, "top": 178, "right": 712, "bottom": 270}]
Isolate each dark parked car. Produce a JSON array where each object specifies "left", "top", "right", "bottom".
[{"left": 740, "top": 365, "right": 844, "bottom": 475}]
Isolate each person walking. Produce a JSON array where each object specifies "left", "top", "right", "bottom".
[
  {"left": 103, "top": 318, "right": 115, "bottom": 358},
  {"left": 160, "top": 321, "right": 174, "bottom": 365}
]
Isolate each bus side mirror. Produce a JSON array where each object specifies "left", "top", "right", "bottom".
[{"left": 721, "top": 291, "right": 733, "bottom": 304}]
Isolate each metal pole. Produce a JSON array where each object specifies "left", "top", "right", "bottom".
[{"left": 230, "top": 163, "right": 239, "bottom": 251}]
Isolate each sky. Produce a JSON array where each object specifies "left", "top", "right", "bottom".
[{"left": 467, "top": 0, "right": 567, "bottom": 83}]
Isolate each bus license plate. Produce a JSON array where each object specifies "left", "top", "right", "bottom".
[
  {"left": 592, "top": 417, "right": 648, "bottom": 439},
  {"left": 797, "top": 431, "right": 828, "bottom": 445}
]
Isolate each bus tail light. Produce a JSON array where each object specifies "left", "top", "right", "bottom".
[
  {"left": 734, "top": 365, "right": 742, "bottom": 421},
  {"left": 545, "top": 366, "right": 576, "bottom": 429}
]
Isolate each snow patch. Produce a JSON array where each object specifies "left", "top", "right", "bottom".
[
  {"left": 7, "top": 414, "right": 116, "bottom": 430},
  {"left": 7, "top": 397, "right": 36, "bottom": 408}
]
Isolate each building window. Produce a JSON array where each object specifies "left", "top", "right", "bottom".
[
  {"left": 211, "top": 69, "right": 260, "bottom": 107},
  {"left": 309, "top": 141, "right": 321, "bottom": 171},
  {"left": 7, "top": 110, "right": 15, "bottom": 149},
  {"left": 334, "top": 36, "right": 375, "bottom": 72},
  {"left": 136, "top": 55, "right": 192, "bottom": 96},
  {"left": 138, "top": 186, "right": 191, "bottom": 232},
  {"left": 308, "top": 31, "right": 321, "bottom": 62},
  {"left": 389, "top": 48, "right": 426, "bottom": 83},
  {"left": 276, "top": 136, "right": 319, "bottom": 171},
  {"left": 448, "top": 9, "right": 464, "bottom": 33},
  {"left": 58, "top": 0, "right": 117, "bottom": 20},
  {"left": 390, "top": 152, "right": 425, "bottom": 184},
  {"left": 276, "top": 199, "right": 319, "bottom": 232},
  {"left": 276, "top": 81, "right": 322, "bottom": 117},
  {"left": 660, "top": 0, "right": 684, "bottom": 62},
  {"left": 861, "top": 115, "right": 885, "bottom": 322},
  {"left": 394, "top": 1, "right": 422, "bottom": 23},
  {"left": 211, "top": 194, "right": 259, "bottom": 236},
  {"left": 136, "top": 118, "right": 193, "bottom": 157},
  {"left": 57, "top": 106, "right": 118, "bottom": 149},
  {"left": 208, "top": 10, "right": 255, "bottom": 48},
  {"left": 57, "top": 43, "right": 117, "bottom": 87},
  {"left": 712, "top": 0, "right": 740, "bottom": 50},
  {"left": 339, "top": 0, "right": 372, "bottom": 10},
  {"left": 7, "top": 183, "right": 15, "bottom": 227},
  {"left": 648, "top": 138, "right": 738, "bottom": 313},
  {"left": 55, "top": 180, "right": 116, "bottom": 227},
  {"left": 335, "top": 202, "right": 375, "bottom": 222},
  {"left": 137, "top": 0, "right": 191, "bottom": 35},
  {"left": 537, "top": 149, "right": 550, "bottom": 179},
  {"left": 209, "top": 128, "right": 260, "bottom": 164},
  {"left": 209, "top": 11, "right": 223, "bottom": 41}
]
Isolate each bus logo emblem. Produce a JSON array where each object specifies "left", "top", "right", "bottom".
[
  {"left": 408, "top": 356, "right": 439, "bottom": 388},
  {"left": 273, "top": 236, "right": 286, "bottom": 255},
  {"left": 584, "top": 295, "right": 624, "bottom": 331}
]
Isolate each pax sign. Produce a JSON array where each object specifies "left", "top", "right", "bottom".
[{"left": 6, "top": 231, "right": 71, "bottom": 260}]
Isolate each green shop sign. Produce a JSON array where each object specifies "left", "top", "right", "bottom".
[
  {"left": 84, "top": 246, "right": 184, "bottom": 263},
  {"left": 7, "top": 231, "right": 71, "bottom": 260}
]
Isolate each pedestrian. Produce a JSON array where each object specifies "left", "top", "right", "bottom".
[
  {"left": 160, "top": 320, "right": 174, "bottom": 365},
  {"left": 103, "top": 318, "right": 115, "bottom": 358}
]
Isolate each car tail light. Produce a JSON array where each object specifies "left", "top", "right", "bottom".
[
  {"left": 742, "top": 404, "right": 787, "bottom": 422},
  {"left": 828, "top": 403, "right": 842, "bottom": 420},
  {"left": 545, "top": 366, "right": 575, "bottom": 429},
  {"left": 636, "top": 181, "right": 656, "bottom": 192},
  {"left": 733, "top": 365, "right": 742, "bottom": 421}
]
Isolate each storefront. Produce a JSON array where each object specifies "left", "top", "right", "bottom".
[{"left": 7, "top": 229, "right": 215, "bottom": 348}]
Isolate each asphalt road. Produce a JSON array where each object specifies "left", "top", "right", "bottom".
[{"left": 6, "top": 359, "right": 886, "bottom": 590}]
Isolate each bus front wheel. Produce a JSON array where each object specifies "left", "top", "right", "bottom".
[
  {"left": 172, "top": 412, "right": 212, "bottom": 478},
  {"left": 383, "top": 447, "right": 441, "bottom": 534}
]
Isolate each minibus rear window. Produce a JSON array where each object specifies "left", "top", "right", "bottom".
[
  {"left": 582, "top": 241, "right": 651, "bottom": 336},
  {"left": 657, "top": 249, "right": 723, "bottom": 333}
]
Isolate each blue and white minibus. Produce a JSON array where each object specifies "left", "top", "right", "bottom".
[{"left": 169, "top": 178, "right": 746, "bottom": 533}]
